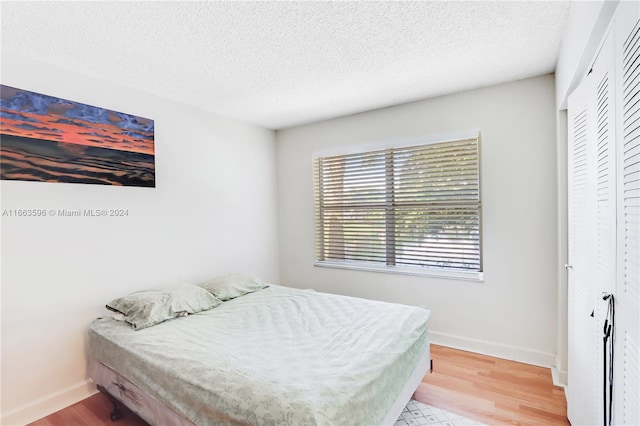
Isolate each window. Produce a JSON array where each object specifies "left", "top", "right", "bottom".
[{"left": 313, "top": 133, "right": 482, "bottom": 279}]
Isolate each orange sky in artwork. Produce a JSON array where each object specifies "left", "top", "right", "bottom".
[{"left": 0, "top": 109, "right": 154, "bottom": 156}]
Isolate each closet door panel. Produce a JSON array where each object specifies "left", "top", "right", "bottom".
[
  {"left": 567, "top": 73, "right": 599, "bottom": 426},
  {"left": 614, "top": 2, "right": 640, "bottom": 424},
  {"left": 591, "top": 31, "right": 617, "bottom": 426},
  {"left": 567, "top": 3, "right": 640, "bottom": 425}
]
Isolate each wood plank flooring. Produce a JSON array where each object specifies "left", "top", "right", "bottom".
[
  {"left": 29, "top": 344, "right": 568, "bottom": 426},
  {"left": 28, "top": 392, "right": 148, "bottom": 426},
  {"left": 414, "top": 345, "right": 569, "bottom": 426}
]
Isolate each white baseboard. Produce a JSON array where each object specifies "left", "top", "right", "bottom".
[
  {"left": 429, "top": 330, "right": 557, "bottom": 368},
  {"left": 551, "top": 353, "right": 568, "bottom": 387},
  {"left": 551, "top": 367, "right": 568, "bottom": 388},
  {"left": 1, "top": 379, "right": 97, "bottom": 426}
]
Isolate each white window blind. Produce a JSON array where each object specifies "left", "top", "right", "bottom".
[{"left": 313, "top": 135, "right": 482, "bottom": 275}]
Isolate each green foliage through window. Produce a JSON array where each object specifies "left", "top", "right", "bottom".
[{"left": 313, "top": 136, "right": 482, "bottom": 272}]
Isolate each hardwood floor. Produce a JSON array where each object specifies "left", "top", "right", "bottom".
[
  {"left": 29, "top": 393, "right": 148, "bottom": 426},
  {"left": 29, "top": 344, "right": 568, "bottom": 426},
  {"left": 414, "top": 345, "right": 569, "bottom": 426}
]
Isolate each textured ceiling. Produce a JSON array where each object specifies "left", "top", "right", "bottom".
[{"left": 0, "top": 1, "right": 570, "bottom": 130}]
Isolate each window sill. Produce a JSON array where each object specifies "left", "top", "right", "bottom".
[{"left": 314, "top": 260, "right": 484, "bottom": 282}]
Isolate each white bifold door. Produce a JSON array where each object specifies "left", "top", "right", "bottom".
[{"left": 567, "top": 2, "right": 639, "bottom": 425}]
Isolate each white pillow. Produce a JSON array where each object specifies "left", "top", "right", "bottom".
[{"left": 197, "top": 273, "right": 267, "bottom": 301}]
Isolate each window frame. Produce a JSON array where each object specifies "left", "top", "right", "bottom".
[{"left": 312, "top": 130, "right": 484, "bottom": 282}]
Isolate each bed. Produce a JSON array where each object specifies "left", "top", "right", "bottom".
[{"left": 88, "top": 278, "right": 431, "bottom": 426}]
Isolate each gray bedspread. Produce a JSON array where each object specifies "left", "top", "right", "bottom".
[{"left": 88, "top": 285, "right": 430, "bottom": 426}]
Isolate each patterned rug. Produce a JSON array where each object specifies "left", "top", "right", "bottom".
[{"left": 394, "top": 400, "right": 487, "bottom": 426}]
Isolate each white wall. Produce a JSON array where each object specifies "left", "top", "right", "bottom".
[
  {"left": 277, "top": 75, "right": 558, "bottom": 366},
  {"left": 0, "top": 53, "right": 279, "bottom": 425}
]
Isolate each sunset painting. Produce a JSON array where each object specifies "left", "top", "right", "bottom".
[{"left": 0, "top": 85, "right": 155, "bottom": 187}]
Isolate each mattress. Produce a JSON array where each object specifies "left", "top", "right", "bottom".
[
  {"left": 88, "top": 285, "right": 430, "bottom": 426},
  {"left": 88, "top": 346, "right": 431, "bottom": 426}
]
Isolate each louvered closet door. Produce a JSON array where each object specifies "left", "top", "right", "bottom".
[
  {"left": 614, "top": 2, "right": 640, "bottom": 424},
  {"left": 567, "top": 69, "right": 599, "bottom": 426},
  {"left": 592, "top": 30, "right": 617, "bottom": 426}
]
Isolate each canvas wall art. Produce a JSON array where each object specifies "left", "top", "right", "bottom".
[{"left": 0, "top": 85, "right": 155, "bottom": 187}]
